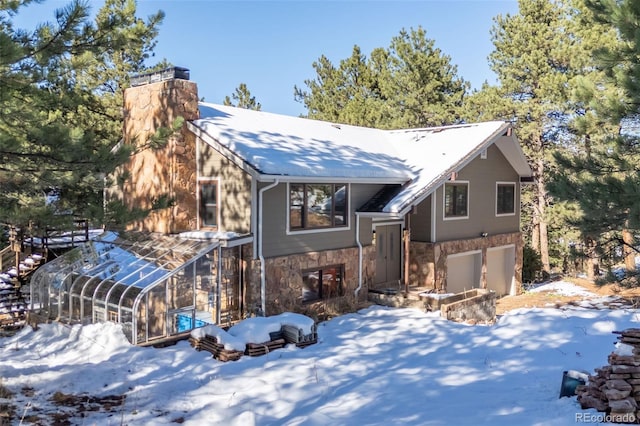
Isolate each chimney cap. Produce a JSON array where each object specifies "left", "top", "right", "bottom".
[{"left": 130, "top": 66, "right": 190, "bottom": 87}]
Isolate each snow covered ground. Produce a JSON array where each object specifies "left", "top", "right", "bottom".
[
  {"left": 527, "top": 280, "right": 599, "bottom": 297},
  {"left": 1, "top": 281, "right": 639, "bottom": 425}
]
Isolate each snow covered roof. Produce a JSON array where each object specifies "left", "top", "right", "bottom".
[
  {"left": 190, "top": 103, "right": 532, "bottom": 215},
  {"left": 32, "top": 231, "right": 220, "bottom": 292}
]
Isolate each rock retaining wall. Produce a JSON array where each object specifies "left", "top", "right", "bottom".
[
  {"left": 440, "top": 289, "right": 496, "bottom": 323},
  {"left": 368, "top": 288, "right": 497, "bottom": 324}
]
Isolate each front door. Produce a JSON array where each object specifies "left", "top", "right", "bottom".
[{"left": 374, "top": 224, "right": 401, "bottom": 287}]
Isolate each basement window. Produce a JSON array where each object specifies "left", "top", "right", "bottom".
[{"left": 301, "top": 265, "right": 344, "bottom": 302}]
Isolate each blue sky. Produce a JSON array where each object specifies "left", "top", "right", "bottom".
[{"left": 14, "top": 0, "right": 518, "bottom": 116}]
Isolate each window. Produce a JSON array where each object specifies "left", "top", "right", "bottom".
[
  {"left": 301, "top": 265, "right": 344, "bottom": 302},
  {"left": 199, "top": 180, "right": 218, "bottom": 228},
  {"left": 496, "top": 183, "right": 516, "bottom": 216},
  {"left": 444, "top": 182, "right": 468, "bottom": 219},
  {"left": 289, "top": 183, "right": 348, "bottom": 230}
]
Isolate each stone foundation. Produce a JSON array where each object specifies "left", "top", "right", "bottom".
[
  {"left": 409, "top": 241, "right": 435, "bottom": 287},
  {"left": 409, "top": 232, "right": 523, "bottom": 294},
  {"left": 260, "top": 245, "right": 376, "bottom": 318}
]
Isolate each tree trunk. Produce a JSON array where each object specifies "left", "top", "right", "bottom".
[
  {"left": 585, "top": 236, "right": 600, "bottom": 280},
  {"left": 534, "top": 158, "right": 551, "bottom": 274},
  {"left": 622, "top": 228, "right": 635, "bottom": 272},
  {"left": 539, "top": 213, "right": 551, "bottom": 274},
  {"left": 532, "top": 221, "right": 540, "bottom": 253}
]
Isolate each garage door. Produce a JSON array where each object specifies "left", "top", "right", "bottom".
[
  {"left": 486, "top": 245, "right": 516, "bottom": 296},
  {"left": 446, "top": 251, "right": 482, "bottom": 294}
]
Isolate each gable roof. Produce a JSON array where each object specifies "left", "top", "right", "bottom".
[{"left": 188, "top": 103, "right": 532, "bottom": 216}]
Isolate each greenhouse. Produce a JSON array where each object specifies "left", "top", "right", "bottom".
[{"left": 28, "top": 231, "right": 251, "bottom": 345}]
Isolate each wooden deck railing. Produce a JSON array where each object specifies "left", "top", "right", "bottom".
[
  {"left": 0, "top": 245, "right": 13, "bottom": 272},
  {"left": 41, "top": 219, "right": 90, "bottom": 249}
]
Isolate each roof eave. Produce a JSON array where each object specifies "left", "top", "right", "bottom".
[
  {"left": 355, "top": 211, "right": 404, "bottom": 219},
  {"left": 187, "top": 122, "right": 262, "bottom": 180},
  {"left": 494, "top": 131, "right": 533, "bottom": 178},
  {"left": 384, "top": 122, "right": 531, "bottom": 216},
  {"left": 256, "top": 174, "right": 409, "bottom": 184}
]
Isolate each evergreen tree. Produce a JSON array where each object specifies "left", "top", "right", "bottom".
[
  {"left": 546, "top": 0, "right": 623, "bottom": 278},
  {"left": 383, "top": 27, "right": 469, "bottom": 128},
  {"left": 0, "top": 0, "right": 165, "bottom": 231},
  {"left": 294, "top": 27, "right": 469, "bottom": 129},
  {"left": 294, "top": 46, "right": 387, "bottom": 127},
  {"left": 472, "top": 0, "right": 576, "bottom": 274},
  {"left": 224, "top": 83, "right": 261, "bottom": 110},
  {"left": 550, "top": 0, "right": 640, "bottom": 283}
]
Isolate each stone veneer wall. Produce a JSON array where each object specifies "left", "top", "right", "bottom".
[
  {"left": 253, "top": 245, "right": 376, "bottom": 317},
  {"left": 408, "top": 231, "right": 523, "bottom": 294},
  {"left": 244, "top": 244, "right": 262, "bottom": 316},
  {"left": 408, "top": 241, "right": 435, "bottom": 287},
  {"left": 108, "top": 79, "right": 199, "bottom": 233}
]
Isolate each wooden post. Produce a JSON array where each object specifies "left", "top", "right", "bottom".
[
  {"left": 15, "top": 250, "right": 20, "bottom": 279},
  {"left": 404, "top": 227, "right": 410, "bottom": 295},
  {"left": 8, "top": 226, "right": 22, "bottom": 280}
]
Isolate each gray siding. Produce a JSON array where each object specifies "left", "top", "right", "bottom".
[
  {"left": 261, "top": 182, "right": 383, "bottom": 258},
  {"left": 435, "top": 143, "right": 521, "bottom": 241},
  {"left": 198, "top": 142, "right": 252, "bottom": 234},
  {"left": 410, "top": 194, "right": 432, "bottom": 242}
]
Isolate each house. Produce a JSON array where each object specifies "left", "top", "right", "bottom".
[
  {"left": 108, "top": 67, "right": 532, "bottom": 317},
  {"left": 28, "top": 67, "right": 531, "bottom": 345}
]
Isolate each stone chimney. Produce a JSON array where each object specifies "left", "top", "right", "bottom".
[{"left": 108, "top": 67, "right": 199, "bottom": 234}]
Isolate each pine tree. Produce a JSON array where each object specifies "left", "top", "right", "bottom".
[
  {"left": 294, "top": 46, "right": 387, "bottom": 127},
  {"left": 550, "top": 0, "right": 640, "bottom": 283},
  {"left": 546, "top": 0, "right": 624, "bottom": 279},
  {"left": 0, "top": 0, "right": 165, "bottom": 231},
  {"left": 224, "top": 83, "right": 262, "bottom": 110},
  {"left": 476, "top": 0, "right": 576, "bottom": 274},
  {"left": 383, "top": 27, "right": 469, "bottom": 128},
  {"left": 294, "top": 27, "right": 469, "bottom": 129}
]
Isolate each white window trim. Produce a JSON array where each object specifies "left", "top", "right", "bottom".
[
  {"left": 442, "top": 180, "right": 470, "bottom": 221},
  {"left": 197, "top": 177, "right": 220, "bottom": 230},
  {"left": 286, "top": 182, "right": 352, "bottom": 235},
  {"left": 495, "top": 181, "right": 516, "bottom": 217}
]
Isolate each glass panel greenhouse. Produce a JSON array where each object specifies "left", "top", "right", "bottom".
[{"left": 28, "top": 231, "right": 248, "bottom": 345}]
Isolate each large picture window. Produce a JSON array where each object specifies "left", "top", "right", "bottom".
[
  {"left": 301, "top": 265, "right": 344, "bottom": 302},
  {"left": 444, "top": 182, "right": 468, "bottom": 219},
  {"left": 199, "top": 180, "right": 218, "bottom": 228},
  {"left": 496, "top": 182, "right": 516, "bottom": 216},
  {"left": 289, "top": 183, "right": 348, "bottom": 230}
]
